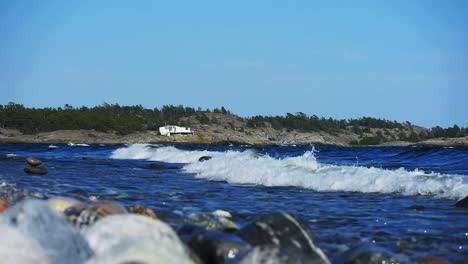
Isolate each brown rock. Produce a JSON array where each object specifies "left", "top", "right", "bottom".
[
  {"left": 24, "top": 166, "right": 48, "bottom": 175},
  {"left": 128, "top": 205, "right": 157, "bottom": 219},
  {"left": 68, "top": 200, "right": 128, "bottom": 228},
  {"left": 414, "top": 256, "right": 451, "bottom": 264},
  {"left": 26, "top": 157, "right": 42, "bottom": 167},
  {"left": 0, "top": 198, "right": 8, "bottom": 213}
]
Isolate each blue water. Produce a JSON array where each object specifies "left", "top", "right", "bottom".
[{"left": 1, "top": 143, "right": 467, "bottom": 262}]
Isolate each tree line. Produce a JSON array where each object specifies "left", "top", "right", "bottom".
[{"left": 0, "top": 102, "right": 466, "bottom": 140}]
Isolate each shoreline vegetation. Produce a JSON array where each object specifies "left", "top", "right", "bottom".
[{"left": 1, "top": 102, "right": 467, "bottom": 146}]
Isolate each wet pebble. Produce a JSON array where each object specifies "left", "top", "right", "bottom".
[{"left": 26, "top": 157, "right": 42, "bottom": 166}]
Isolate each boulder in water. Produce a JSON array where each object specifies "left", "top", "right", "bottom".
[
  {"left": 228, "top": 245, "right": 299, "bottom": 264},
  {"left": 26, "top": 157, "right": 42, "bottom": 166},
  {"left": 24, "top": 166, "right": 48, "bottom": 175},
  {"left": 237, "top": 212, "right": 330, "bottom": 264},
  {"left": 180, "top": 224, "right": 251, "bottom": 264},
  {"left": 334, "top": 243, "right": 409, "bottom": 264},
  {"left": 455, "top": 195, "right": 468, "bottom": 208},
  {"left": 0, "top": 222, "right": 52, "bottom": 264},
  {"left": 83, "top": 214, "right": 193, "bottom": 264},
  {"left": 198, "top": 156, "right": 212, "bottom": 162},
  {"left": 0, "top": 199, "right": 93, "bottom": 264}
]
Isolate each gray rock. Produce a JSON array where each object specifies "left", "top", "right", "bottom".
[
  {"left": 0, "top": 222, "right": 51, "bottom": 264},
  {"left": 67, "top": 200, "right": 128, "bottom": 229},
  {"left": 180, "top": 225, "right": 251, "bottom": 264},
  {"left": 184, "top": 212, "right": 238, "bottom": 232},
  {"left": 83, "top": 214, "right": 193, "bottom": 264},
  {"left": 189, "top": 234, "right": 249, "bottom": 263},
  {"left": 237, "top": 213, "right": 330, "bottom": 264},
  {"left": 0, "top": 199, "right": 93, "bottom": 264},
  {"left": 229, "top": 245, "right": 301, "bottom": 264},
  {"left": 455, "top": 195, "right": 468, "bottom": 208},
  {"left": 334, "top": 243, "right": 409, "bottom": 264}
]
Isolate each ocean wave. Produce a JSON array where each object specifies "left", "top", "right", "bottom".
[
  {"left": 111, "top": 145, "right": 468, "bottom": 199},
  {"left": 111, "top": 144, "right": 220, "bottom": 163}
]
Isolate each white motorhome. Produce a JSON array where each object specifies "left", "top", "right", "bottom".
[{"left": 159, "top": 125, "right": 193, "bottom": 136}]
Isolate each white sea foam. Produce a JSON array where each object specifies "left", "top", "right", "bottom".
[
  {"left": 111, "top": 144, "right": 220, "bottom": 163},
  {"left": 111, "top": 145, "right": 468, "bottom": 199}
]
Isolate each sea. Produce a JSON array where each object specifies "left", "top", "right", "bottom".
[{"left": 0, "top": 143, "right": 467, "bottom": 262}]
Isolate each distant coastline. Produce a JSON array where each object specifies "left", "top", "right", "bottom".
[
  {"left": 1, "top": 103, "right": 467, "bottom": 147},
  {"left": 1, "top": 127, "right": 467, "bottom": 147}
]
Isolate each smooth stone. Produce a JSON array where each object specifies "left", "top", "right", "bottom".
[
  {"left": 455, "top": 195, "right": 468, "bottom": 208},
  {"left": 184, "top": 213, "right": 238, "bottom": 232},
  {"left": 128, "top": 205, "right": 158, "bottom": 220},
  {"left": 0, "top": 199, "right": 93, "bottom": 264},
  {"left": 48, "top": 196, "right": 83, "bottom": 214},
  {"left": 335, "top": 243, "right": 409, "bottom": 264},
  {"left": 237, "top": 213, "right": 330, "bottom": 264},
  {"left": 26, "top": 157, "right": 42, "bottom": 166},
  {"left": 198, "top": 156, "right": 212, "bottom": 162},
  {"left": 0, "top": 222, "right": 51, "bottom": 264},
  {"left": 181, "top": 225, "right": 251, "bottom": 264},
  {"left": 83, "top": 215, "right": 193, "bottom": 263},
  {"left": 72, "top": 200, "right": 128, "bottom": 228},
  {"left": 228, "top": 245, "right": 300, "bottom": 264},
  {"left": 85, "top": 238, "right": 193, "bottom": 264},
  {"left": 24, "top": 166, "right": 48, "bottom": 175}
]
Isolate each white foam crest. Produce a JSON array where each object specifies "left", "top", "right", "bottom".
[
  {"left": 111, "top": 145, "right": 468, "bottom": 199},
  {"left": 111, "top": 144, "right": 221, "bottom": 163},
  {"left": 184, "top": 151, "right": 468, "bottom": 200}
]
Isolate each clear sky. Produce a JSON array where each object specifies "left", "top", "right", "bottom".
[{"left": 0, "top": 0, "right": 467, "bottom": 128}]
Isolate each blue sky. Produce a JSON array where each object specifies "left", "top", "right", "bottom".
[{"left": 0, "top": 0, "right": 467, "bottom": 128}]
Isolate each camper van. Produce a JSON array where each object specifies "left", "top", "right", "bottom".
[{"left": 159, "top": 125, "right": 193, "bottom": 136}]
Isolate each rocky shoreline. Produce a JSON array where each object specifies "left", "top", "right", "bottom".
[
  {"left": 0, "top": 179, "right": 454, "bottom": 264},
  {"left": 1, "top": 127, "right": 467, "bottom": 147}
]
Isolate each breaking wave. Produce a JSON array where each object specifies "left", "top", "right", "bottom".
[{"left": 111, "top": 144, "right": 468, "bottom": 199}]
